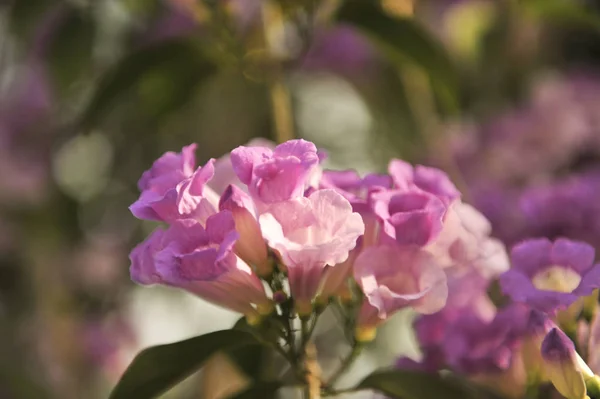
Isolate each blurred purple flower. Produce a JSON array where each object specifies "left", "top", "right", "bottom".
[
  {"left": 302, "top": 26, "right": 377, "bottom": 77},
  {"left": 443, "top": 304, "right": 529, "bottom": 374},
  {"left": 438, "top": 74, "right": 600, "bottom": 248},
  {"left": 500, "top": 238, "right": 600, "bottom": 313}
]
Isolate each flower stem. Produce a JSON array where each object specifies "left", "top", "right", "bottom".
[
  {"left": 300, "top": 316, "right": 311, "bottom": 349},
  {"left": 261, "top": 1, "right": 295, "bottom": 144},
  {"left": 325, "top": 344, "right": 363, "bottom": 389}
]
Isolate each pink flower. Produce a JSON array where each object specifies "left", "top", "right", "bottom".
[
  {"left": 370, "top": 188, "right": 447, "bottom": 246},
  {"left": 129, "top": 212, "right": 271, "bottom": 315},
  {"left": 354, "top": 245, "right": 448, "bottom": 340},
  {"left": 318, "top": 246, "right": 360, "bottom": 300},
  {"left": 130, "top": 144, "right": 219, "bottom": 223},
  {"left": 219, "top": 184, "right": 271, "bottom": 276},
  {"left": 388, "top": 159, "right": 461, "bottom": 206},
  {"left": 259, "top": 189, "right": 364, "bottom": 313},
  {"left": 427, "top": 201, "right": 510, "bottom": 279},
  {"left": 137, "top": 143, "right": 196, "bottom": 193},
  {"left": 209, "top": 138, "right": 277, "bottom": 195},
  {"left": 230, "top": 139, "right": 320, "bottom": 204}
]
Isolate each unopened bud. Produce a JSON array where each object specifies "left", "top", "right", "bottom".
[
  {"left": 355, "top": 326, "right": 377, "bottom": 343},
  {"left": 541, "top": 328, "right": 586, "bottom": 399},
  {"left": 273, "top": 290, "right": 288, "bottom": 304}
]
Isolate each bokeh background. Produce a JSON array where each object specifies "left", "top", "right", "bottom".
[{"left": 2, "top": 0, "right": 600, "bottom": 397}]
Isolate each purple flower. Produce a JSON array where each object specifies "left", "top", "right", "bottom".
[
  {"left": 129, "top": 212, "right": 271, "bottom": 315},
  {"left": 320, "top": 169, "right": 391, "bottom": 247},
  {"left": 388, "top": 159, "right": 461, "bottom": 206},
  {"left": 230, "top": 139, "right": 320, "bottom": 205},
  {"left": 443, "top": 304, "right": 528, "bottom": 374},
  {"left": 259, "top": 189, "right": 364, "bottom": 314},
  {"left": 354, "top": 244, "right": 447, "bottom": 339},
  {"left": 320, "top": 169, "right": 391, "bottom": 207},
  {"left": 301, "top": 26, "right": 376, "bottom": 77},
  {"left": 519, "top": 170, "right": 600, "bottom": 249},
  {"left": 500, "top": 238, "right": 600, "bottom": 312},
  {"left": 129, "top": 144, "right": 219, "bottom": 223},
  {"left": 209, "top": 138, "right": 276, "bottom": 195},
  {"left": 370, "top": 188, "right": 446, "bottom": 246},
  {"left": 137, "top": 144, "right": 197, "bottom": 193}
]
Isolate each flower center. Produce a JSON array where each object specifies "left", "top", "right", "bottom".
[{"left": 532, "top": 266, "right": 582, "bottom": 293}]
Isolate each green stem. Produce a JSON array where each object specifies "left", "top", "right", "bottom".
[
  {"left": 525, "top": 382, "right": 539, "bottom": 399},
  {"left": 300, "top": 317, "right": 311, "bottom": 350},
  {"left": 325, "top": 344, "right": 363, "bottom": 389},
  {"left": 302, "top": 384, "right": 311, "bottom": 399}
]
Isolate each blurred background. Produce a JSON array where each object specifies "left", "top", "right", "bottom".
[{"left": 2, "top": 0, "right": 600, "bottom": 397}]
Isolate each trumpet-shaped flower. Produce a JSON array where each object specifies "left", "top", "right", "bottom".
[
  {"left": 259, "top": 189, "right": 364, "bottom": 312},
  {"left": 354, "top": 244, "right": 447, "bottom": 338},
  {"left": 500, "top": 238, "right": 600, "bottom": 312},
  {"left": 129, "top": 212, "right": 270, "bottom": 315}
]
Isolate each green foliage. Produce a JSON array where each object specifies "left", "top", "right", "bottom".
[
  {"left": 79, "top": 38, "right": 216, "bottom": 129},
  {"left": 337, "top": 0, "right": 460, "bottom": 113},
  {"left": 355, "top": 369, "right": 503, "bottom": 399},
  {"left": 224, "top": 381, "right": 282, "bottom": 399},
  {"left": 0, "top": 366, "right": 53, "bottom": 399},
  {"left": 521, "top": 0, "right": 600, "bottom": 31},
  {"left": 8, "top": 0, "right": 57, "bottom": 41},
  {"left": 47, "top": 7, "right": 95, "bottom": 99},
  {"left": 109, "top": 330, "right": 260, "bottom": 399}
]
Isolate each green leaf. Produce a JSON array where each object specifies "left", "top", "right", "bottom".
[
  {"left": 46, "top": 8, "right": 94, "bottom": 99},
  {"left": 337, "top": 1, "right": 459, "bottom": 112},
  {"left": 356, "top": 369, "right": 503, "bottom": 399},
  {"left": 109, "top": 329, "right": 260, "bottom": 399},
  {"left": 521, "top": 0, "right": 600, "bottom": 32},
  {"left": 225, "top": 382, "right": 282, "bottom": 399},
  {"left": 0, "top": 366, "right": 53, "bottom": 399},
  {"left": 79, "top": 37, "right": 216, "bottom": 128},
  {"left": 8, "top": 0, "right": 56, "bottom": 41}
]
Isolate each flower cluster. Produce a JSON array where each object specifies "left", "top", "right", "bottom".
[
  {"left": 129, "top": 138, "right": 600, "bottom": 399},
  {"left": 129, "top": 138, "right": 509, "bottom": 341},
  {"left": 398, "top": 235, "right": 600, "bottom": 399}
]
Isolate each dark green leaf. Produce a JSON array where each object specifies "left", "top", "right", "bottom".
[
  {"left": 8, "top": 0, "right": 57, "bottom": 41},
  {"left": 337, "top": 1, "right": 459, "bottom": 112},
  {"left": 229, "top": 316, "right": 280, "bottom": 380},
  {"left": 228, "top": 342, "right": 270, "bottom": 380},
  {"left": 79, "top": 37, "right": 216, "bottom": 128},
  {"left": 46, "top": 8, "right": 94, "bottom": 98},
  {"left": 356, "top": 369, "right": 503, "bottom": 399},
  {"left": 0, "top": 366, "right": 53, "bottom": 399},
  {"left": 109, "top": 329, "right": 260, "bottom": 399},
  {"left": 225, "top": 381, "right": 282, "bottom": 399}
]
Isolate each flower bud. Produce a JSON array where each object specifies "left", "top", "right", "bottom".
[
  {"left": 355, "top": 325, "right": 377, "bottom": 343},
  {"left": 522, "top": 310, "right": 555, "bottom": 380},
  {"left": 541, "top": 328, "right": 586, "bottom": 399}
]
